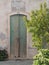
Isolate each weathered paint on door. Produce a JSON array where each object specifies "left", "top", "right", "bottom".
[
  {"left": 10, "top": 14, "right": 27, "bottom": 58},
  {"left": 10, "top": 15, "right": 19, "bottom": 58},
  {"left": 19, "top": 15, "right": 27, "bottom": 57}
]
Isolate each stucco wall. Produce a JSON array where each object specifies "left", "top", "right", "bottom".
[{"left": 0, "top": 0, "right": 48, "bottom": 59}]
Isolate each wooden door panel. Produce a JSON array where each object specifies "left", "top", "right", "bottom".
[
  {"left": 19, "top": 15, "right": 27, "bottom": 57},
  {"left": 10, "top": 15, "right": 19, "bottom": 58},
  {"left": 10, "top": 14, "right": 27, "bottom": 58}
]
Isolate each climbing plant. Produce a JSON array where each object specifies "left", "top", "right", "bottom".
[
  {"left": 25, "top": 2, "right": 49, "bottom": 65},
  {"left": 25, "top": 2, "right": 49, "bottom": 50}
]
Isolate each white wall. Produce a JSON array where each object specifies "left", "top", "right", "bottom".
[{"left": 0, "top": 0, "right": 49, "bottom": 58}]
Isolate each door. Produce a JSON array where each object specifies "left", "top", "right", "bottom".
[
  {"left": 10, "top": 14, "right": 27, "bottom": 58},
  {"left": 19, "top": 15, "right": 27, "bottom": 57}
]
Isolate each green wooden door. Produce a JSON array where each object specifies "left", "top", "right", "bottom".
[
  {"left": 10, "top": 15, "right": 19, "bottom": 58},
  {"left": 19, "top": 15, "right": 27, "bottom": 57},
  {"left": 10, "top": 14, "right": 27, "bottom": 58}
]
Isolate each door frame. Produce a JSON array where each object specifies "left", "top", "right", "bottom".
[{"left": 8, "top": 12, "right": 27, "bottom": 59}]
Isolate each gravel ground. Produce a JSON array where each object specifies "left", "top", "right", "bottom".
[{"left": 0, "top": 60, "right": 33, "bottom": 65}]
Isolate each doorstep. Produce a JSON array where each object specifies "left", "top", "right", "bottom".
[{"left": 8, "top": 57, "right": 33, "bottom": 61}]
